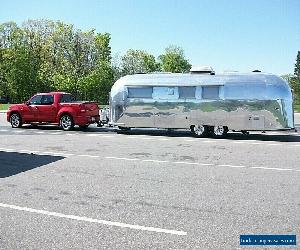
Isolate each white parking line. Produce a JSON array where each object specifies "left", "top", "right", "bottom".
[
  {"left": 77, "top": 154, "right": 99, "bottom": 158},
  {"left": 14, "top": 130, "right": 25, "bottom": 133},
  {"left": 0, "top": 129, "right": 8, "bottom": 132},
  {"left": 142, "top": 159, "right": 170, "bottom": 163},
  {"left": 0, "top": 147, "right": 299, "bottom": 173},
  {"left": 0, "top": 202, "right": 187, "bottom": 236},
  {"left": 105, "top": 156, "right": 300, "bottom": 173},
  {"left": 49, "top": 132, "right": 63, "bottom": 135},
  {"left": 106, "top": 156, "right": 140, "bottom": 161}
]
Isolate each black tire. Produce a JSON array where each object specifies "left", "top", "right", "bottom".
[
  {"left": 118, "top": 126, "right": 131, "bottom": 131},
  {"left": 10, "top": 113, "right": 22, "bottom": 128},
  {"left": 191, "top": 125, "right": 208, "bottom": 138},
  {"left": 211, "top": 126, "right": 228, "bottom": 138},
  {"left": 60, "top": 114, "right": 74, "bottom": 131},
  {"left": 241, "top": 130, "right": 249, "bottom": 135},
  {"left": 79, "top": 125, "right": 89, "bottom": 130}
]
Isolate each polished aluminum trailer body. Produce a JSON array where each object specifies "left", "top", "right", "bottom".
[{"left": 110, "top": 73, "right": 294, "bottom": 131}]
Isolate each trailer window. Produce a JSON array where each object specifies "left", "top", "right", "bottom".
[
  {"left": 202, "top": 86, "right": 220, "bottom": 99},
  {"left": 225, "top": 83, "right": 266, "bottom": 99},
  {"left": 152, "top": 87, "right": 178, "bottom": 100},
  {"left": 128, "top": 87, "right": 153, "bottom": 98},
  {"left": 179, "top": 87, "right": 196, "bottom": 99}
]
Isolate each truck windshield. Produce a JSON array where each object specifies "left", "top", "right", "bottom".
[{"left": 60, "top": 94, "right": 76, "bottom": 103}]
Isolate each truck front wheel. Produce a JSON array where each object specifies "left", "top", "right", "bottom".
[
  {"left": 10, "top": 113, "right": 22, "bottom": 128},
  {"left": 60, "top": 114, "right": 74, "bottom": 131}
]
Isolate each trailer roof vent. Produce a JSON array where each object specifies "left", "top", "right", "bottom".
[{"left": 190, "top": 66, "right": 215, "bottom": 75}]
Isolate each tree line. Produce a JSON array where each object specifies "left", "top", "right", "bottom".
[
  {"left": 0, "top": 20, "right": 299, "bottom": 104},
  {"left": 0, "top": 20, "right": 191, "bottom": 104},
  {"left": 282, "top": 51, "right": 300, "bottom": 104}
]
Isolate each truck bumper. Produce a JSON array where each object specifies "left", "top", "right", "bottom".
[
  {"left": 75, "top": 115, "right": 100, "bottom": 126},
  {"left": 6, "top": 111, "right": 11, "bottom": 122}
]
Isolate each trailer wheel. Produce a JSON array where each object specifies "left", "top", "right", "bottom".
[
  {"left": 212, "top": 126, "right": 228, "bottom": 138},
  {"left": 191, "top": 125, "right": 208, "bottom": 137}
]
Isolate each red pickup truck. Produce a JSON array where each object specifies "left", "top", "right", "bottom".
[{"left": 7, "top": 92, "right": 100, "bottom": 131}]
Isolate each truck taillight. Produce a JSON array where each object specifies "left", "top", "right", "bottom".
[{"left": 79, "top": 104, "right": 87, "bottom": 112}]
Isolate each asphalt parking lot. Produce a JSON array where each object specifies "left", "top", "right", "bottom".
[{"left": 0, "top": 112, "right": 300, "bottom": 249}]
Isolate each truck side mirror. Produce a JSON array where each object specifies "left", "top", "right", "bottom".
[{"left": 25, "top": 101, "right": 30, "bottom": 105}]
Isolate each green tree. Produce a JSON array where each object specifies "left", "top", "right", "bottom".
[
  {"left": 0, "top": 19, "right": 114, "bottom": 103},
  {"left": 292, "top": 51, "right": 300, "bottom": 101},
  {"left": 121, "top": 49, "right": 159, "bottom": 75},
  {"left": 294, "top": 51, "right": 300, "bottom": 80},
  {"left": 158, "top": 45, "right": 191, "bottom": 73}
]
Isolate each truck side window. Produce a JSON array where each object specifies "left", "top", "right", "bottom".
[
  {"left": 202, "top": 86, "right": 220, "bottom": 99},
  {"left": 179, "top": 87, "right": 196, "bottom": 99},
  {"left": 127, "top": 87, "right": 153, "bottom": 98},
  {"left": 41, "top": 95, "right": 54, "bottom": 105},
  {"left": 29, "top": 95, "right": 43, "bottom": 105},
  {"left": 60, "top": 94, "right": 76, "bottom": 103}
]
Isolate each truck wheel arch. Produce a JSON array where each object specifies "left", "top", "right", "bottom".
[{"left": 59, "top": 112, "right": 75, "bottom": 131}]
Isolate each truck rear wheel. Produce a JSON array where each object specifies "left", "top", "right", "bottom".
[
  {"left": 191, "top": 125, "right": 208, "bottom": 137},
  {"left": 10, "top": 113, "right": 22, "bottom": 128},
  {"left": 60, "top": 114, "right": 74, "bottom": 131}
]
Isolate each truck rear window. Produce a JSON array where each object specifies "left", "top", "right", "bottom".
[{"left": 60, "top": 94, "right": 76, "bottom": 103}]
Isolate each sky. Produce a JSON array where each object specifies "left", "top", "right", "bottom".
[{"left": 0, "top": 0, "right": 299, "bottom": 75}]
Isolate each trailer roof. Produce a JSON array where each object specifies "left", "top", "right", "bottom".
[{"left": 114, "top": 72, "right": 287, "bottom": 87}]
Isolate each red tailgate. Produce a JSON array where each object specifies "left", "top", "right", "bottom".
[{"left": 80, "top": 102, "right": 99, "bottom": 116}]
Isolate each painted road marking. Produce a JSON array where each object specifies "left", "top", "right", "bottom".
[
  {"left": 49, "top": 132, "right": 63, "bottom": 135},
  {"left": 0, "top": 202, "right": 187, "bottom": 236},
  {"left": 2, "top": 128, "right": 300, "bottom": 147},
  {"left": 0, "top": 147, "right": 299, "bottom": 173},
  {"left": 104, "top": 156, "right": 300, "bottom": 172},
  {"left": 14, "top": 130, "right": 25, "bottom": 133},
  {"left": 0, "top": 148, "right": 72, "bottom": 158}
]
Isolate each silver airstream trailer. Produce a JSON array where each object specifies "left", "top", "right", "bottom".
[{"left": 109, "top": 70, "right": 294, "bottom": 137}]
